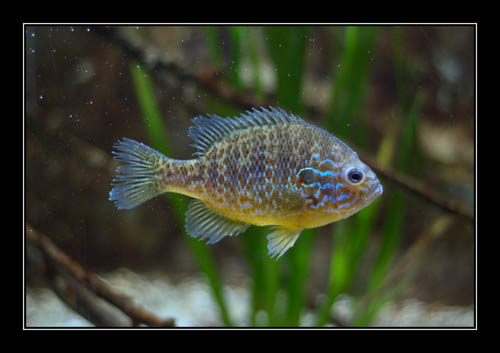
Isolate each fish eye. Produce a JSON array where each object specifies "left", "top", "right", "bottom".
[
  {"left": 346, "top": 168, "right": 364, "bottom": 184},
  {"left": 298, "top": 168, "right": 315, "bottom": 185}
]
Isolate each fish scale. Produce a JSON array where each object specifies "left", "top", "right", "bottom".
[{"left": 109, "top": 107, "right": 382, "bottom": 259}]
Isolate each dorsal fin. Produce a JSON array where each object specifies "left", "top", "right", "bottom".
[{"left": 188, "top": 106, "right": 306, "bottom": 157}]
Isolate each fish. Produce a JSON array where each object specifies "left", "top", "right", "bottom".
[{"left": 109, "top": 107, "right": 383, "bottom": 259}]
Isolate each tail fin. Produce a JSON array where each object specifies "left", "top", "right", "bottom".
[{"left": 109, "top": 138, "right": 167, "bottom": 210}]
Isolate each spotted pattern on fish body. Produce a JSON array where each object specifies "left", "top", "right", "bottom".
[{"left": 109, "top": 107, "right": 383, "bottom": 259}]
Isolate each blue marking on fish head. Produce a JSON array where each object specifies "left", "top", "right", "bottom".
[
  {"left": 295, "top": 154, "right": 382, "bottom": 215},
  {"left": 296, "top": 166, "right": 338, "bottom": 210}
]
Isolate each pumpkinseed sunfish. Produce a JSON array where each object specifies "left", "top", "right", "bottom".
[{"left": 109, "top": 107, "right": 383, "bottom": 259}]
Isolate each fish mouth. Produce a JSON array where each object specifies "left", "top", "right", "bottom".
[
  {"left": 360, "top": 183, "right": 382, "bottom": 205},
  {"left": 369, "top": 183, "right": 383, "bottom": 199}
]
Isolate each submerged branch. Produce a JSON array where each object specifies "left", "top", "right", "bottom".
[
  {"left": 93, "top": 26, "right": 268, "bottom": 110},
  {"left": 356, "top": 150, "right": 473, "bottom": 220},
  {"left": 92, "top": 26, "right": 473, "bottom": 223},
  {"left": 26, "top": 224, "right": 175, "bottom": 327}
]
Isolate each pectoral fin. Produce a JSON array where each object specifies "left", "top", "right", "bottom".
[{"left": 267, "top": 227, "right": 302, "bottom": 260}]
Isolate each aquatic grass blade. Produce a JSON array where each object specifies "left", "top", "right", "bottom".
[
  {"left": 205, "top": 26, "right": 313, "bottom": 326},
  {"left": 228, "top": 27, "right": 244, "bottom": 91},
  {"left": 129, "top": 60, "right": 233, "bottom": 326},
  {"left": 205, "top": 26, "right": 244, "bottom": 92},
  {"left": 366, "top": 92, "right": 423, "bottom": 295},
  {"left": 285, "top": 229, "right": 314, "bottom": 325},
  {"left": 264, "top": 26, "right": 312, "bottom": 326},
  {"left": 264, "top": 26, "right": 310, "bottom": 113},
  {"left": 327, "top": 26, "right": 378, "bottom": 144},
  {"left": 245, "top": 27, "right": 264, "bottom": 98},
  {"left": 352, "top": 28, "right": 425, "bottom": 324},
  {"left": 202, "top": 97, "right": 273, "bottom": 326},
  {"left": 314, "top": 26, "right": 379, "bottom": 326},
  {"left": 205, "top": 27, "right": 224, "bottom": 65}
]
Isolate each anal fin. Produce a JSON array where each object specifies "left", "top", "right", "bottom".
[
  {"left": 185, "top": 199, "right": 249, "bottom": 244},
  {"left": 267, "top": 227, "right": 302, "bottom": 260}
]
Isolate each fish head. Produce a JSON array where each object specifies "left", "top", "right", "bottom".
[
  {"left": 296, "top": 152, "right": 383, "bottom": 221},
  {"left": 335, "top": 156, "right": 383, "bottom": 216}
]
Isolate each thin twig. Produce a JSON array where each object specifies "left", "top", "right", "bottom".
[
  {"left": 356, "top": 150, "right": 474, "bottom": 220},
  {"left": 92, "top": 26, "right": 473, "bottom": 222},
  {"left": 93, "top": 26, "right": 269, "bottom": 110},
  {"left": 26, "top": 224, "right": 175, "bottom": 327}
]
